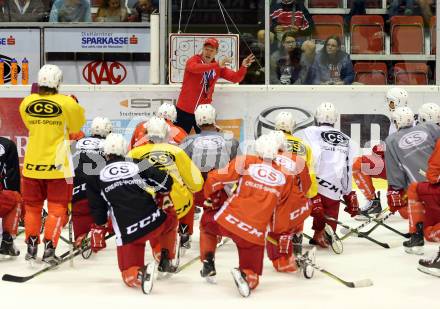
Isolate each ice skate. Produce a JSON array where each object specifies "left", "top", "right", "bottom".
[
  {"left": 25, "top": 236, "right": 38, "bottom": 263},
  {"left": 355, "top": 197, "right": 382, "bottom": 221},
  {"left": 324, "top": 224, "right": 343, "bottom": 254},
  {"left": 0, "top": 233, "right": 20, "bottom": 257},
  {"left": 297, "top": 247, "right": 316, "bottom": 279},
  {"left": 292, "top": 233, "right": 303, "bottom": 256},
  {"left": 200, "top": 253, "right": 216, "bottom": 284},
  {"left": 42, "top": 240, "right": 61, "bottom": 266},
  {"left": 157, "top": 249, "right": 177, "bottom": 279},
  {"left": 418, "top": 248, "right": 440, "bottom": 277},
  {"left": 231, "top": 268, "right": 250, "bottom": 297},
  {"left": 403, "top": 222, "right": 424, "bottom": 255},
  {"left": 140, "top": 263, "right": 156, "bottom": 294}
]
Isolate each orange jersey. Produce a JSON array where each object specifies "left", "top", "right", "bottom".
[
  {"left": 270, "top": 152, "right": 311, "bottom": 234},
  {"left": 129, "top": 120, "right": 188, "bottom": 149},
  {"left": 427, "top": 139, "right": 440, "bottom": 184},
  {"left": 204, "top": 154, "right": 306, "bottom": 246}
]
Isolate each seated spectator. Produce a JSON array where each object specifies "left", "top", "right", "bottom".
[
  {"left": 275, "top": 39, "right": 316, "bottom": 85},
  {"left": 49, "top": 0, "right": 91, "bottom": 22},
  {"left": 96, "top": 0, "right": 128, "bottom": 22},
  {"left": 0, "top": 0, "right": 48, "bottom": 22},
  {"left": 270, "top": 0, "right": 314, "bottom": 43},
  {"left": 270, "top": 31, "right": 298, "bottom": 83},
  {"left": 388, "top": 0, "right": 415, "bottom": 16},
  {"left": 310, "top": 35, "right": 354, "bottom": 85},
  {"left": 128, "top": 0, "right": 156, "bottom": 23}
]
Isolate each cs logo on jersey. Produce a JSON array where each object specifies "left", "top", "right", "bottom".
[
  {"left": 286, "top": 140, "right": 306, "bottom": 156},
  {"left": 100, "top": 161, "right": 139, "bottom": 182},
  {"left": 141, "top": 151, "right": 175, "bottom": 168},
  {"left": 193, "top": 135, "right": 226, "bottom": 150},
  {"left": 25, "top": 100, "right": 62, "bottom": 118},
  {"left": 274, "top": 155, "right": 297, "bottom": 173},
  {"left": 321, "top": 131, "right": 349, "bottom": 147},
  {"left": 248, "top": 164, "right": 286, "bottom": 187},
  {"left": 398, "top": 131, "right": 428, "bottom": 150},
  {"left": 76, "top": 137, "right": 103, "bottom": 150}
]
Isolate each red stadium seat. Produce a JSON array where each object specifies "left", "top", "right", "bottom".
[
  {"left": 394, "top": 62, "right": 429, "bottom": 85},
  {"left": 390, "top": 16, "right": 424, "bottom": 54},
  {"left": 431, "top": 16, "right": 436, "bottom": 55},
  {"left": 309, "top": 0, "right": 341, "bottom": 8},
  {"left": 312, "top": 15, "right": 344, "bottom": 45},
  {"left": 354, "top": 62, "right": 387, "bottom": 85},
  {"left": 348, "top": 0, "right": 381, "bottom": 8},
  {"left": 350, "top": 15, "right": 384, "bottom": 54}
]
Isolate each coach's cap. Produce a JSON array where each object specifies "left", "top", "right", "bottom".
[{"left": 204, "top": 38, "right": 219, "bottom": 49}]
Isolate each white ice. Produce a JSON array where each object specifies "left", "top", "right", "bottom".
[{"left": 1, "top": 191, "right": 438, "bottom": 309}]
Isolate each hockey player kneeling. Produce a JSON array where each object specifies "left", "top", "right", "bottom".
[
  {"left": 201, "top": 134, "right": 308, "bottom": 297},
  {"left": 71, "top": 117, "right": 112, "bottom": 248},
  {"left": 87, "top": 133, "right": 176, "bottom": 294},
  {"left": 264, "top": 131, "right": 314, "bottom": 275},
  {"left": 128, "top": 117, "right": 204, "bottom": 261},
  {"left": 0, "top": 134, "right": 22, "bottom": 258},
  {"left": 294, "top": 102, "right": 359, "bottom": 249}
]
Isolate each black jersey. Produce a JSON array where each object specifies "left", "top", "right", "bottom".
[
  {"left": 0, "top": 137, "right": 20, "bottom": 192},
  {"left": 87, "top": 157, "right": 173, "bottom": 245}
]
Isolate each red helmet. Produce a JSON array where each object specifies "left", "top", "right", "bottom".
[{"left": 203, "top": 37, "right": 219, "bottom": 49}]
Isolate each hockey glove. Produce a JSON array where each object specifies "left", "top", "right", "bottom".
[
  {"left": 204, "top": 190, "right": 228, "bottom": 209},
  {"left": 387, "top": 188, "right": 407, "bottom": 213},
  {"left": 90, "top": 224, "right": 107, "bottom": 253},
  {"left": 156, "top": 193, "right": 173, "bottom": 210},
  {"left": 278, "top": 234, "right": 292, "bottom": 255},
  {"left": 310, "top": 195, "right": 324, "bottom": 219},
  {"left": 343, "top": 191, "right": 359, "bottom": 217}
]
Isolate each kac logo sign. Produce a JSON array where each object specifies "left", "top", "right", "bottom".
[{"left": 82, "top": 61, "right": 127, "bottom": 85}]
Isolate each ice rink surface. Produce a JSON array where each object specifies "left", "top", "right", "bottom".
[{"left": 1, "top": 191, "right": 438, "bottom": 309}]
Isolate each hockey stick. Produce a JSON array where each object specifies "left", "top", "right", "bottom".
[
  {"left": 326, "top": 216, "right": 390, "bottom": 249},
  {"left": 362, "top": 212, "right": 410, "bottom": 238},
  {"left": 339, "top": 208, "right": 389, "bottom": 240},
  {"left": 266, "top": 236, "right": 373, "bottom": 288},
  {"left": 175, "top": 237, "right": 230, "bottom": 274},
  {"left": 2, "top": 233, "right": 114, "bottom": 283}
]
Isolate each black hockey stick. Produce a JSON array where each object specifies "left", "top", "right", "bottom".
[
  {"left": 266, "top": 236, "right": 373, "bottom": 288},
  {"left": 339, "top": 208, "right": 389, "bottom": 241},
  {"left": 326, "top": 216, "right": 390, "bottom": 249},
  {"left": 2, "top": 233, "right": 114, "bottom": 283},
  {"left": 362, "top": 212, "right": 411, "bottom": 238}
]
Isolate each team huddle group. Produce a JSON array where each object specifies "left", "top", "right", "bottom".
[{"left": 1, "top": 64, "right": 440, "bottom": 297}]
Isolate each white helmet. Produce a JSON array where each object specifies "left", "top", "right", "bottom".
[
  {"left": 103, "top": 133, "right": 127, "bottom": 156},
  {"left": 255, "top": 134, "right": 279, "bottom": 160},
  {"left": 91, "top": 117, "right": 112, "bottom": 137},
  {"left": 275, "top": 111, "right": 295, "bottom": 133},
  {"left": 386, "top": 87, "right": 408, "bottom": 112},
  {"left": 157, "top": 103, "right": 177, "bottom": 122},
  {"left": 418, "top": 103, "right": 440, "bottom": 124},
  {"left": 393, "top": 107, "right": 414, "bottom": 129},
  {"left": 315, "top": 102, "right": 338, "bottom": 125},
  {"left": 38, "top": 64, "right": 63, "bottom": 89},
  {"left": 268, "top": 130, "right": 287, "bottom": 151},
  {"left": 146, "top": 116, "right": 169, "bottom": 141},
  {"left": 195, "top": 104, "right": 216, "bottom": 126}
]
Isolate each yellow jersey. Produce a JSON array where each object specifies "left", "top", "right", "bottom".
[
  {"left": 128, "top": 143, "right": 204, "bottom": 219},
  {"left": 284, "top": 132, "right": 318, "bottom": 198},
  {"left": 19, "top": 93, "right": 85, "bottom": 179}
]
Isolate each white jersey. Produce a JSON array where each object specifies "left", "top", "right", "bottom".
[{"left": 294, "top": 125, "right": 355, "bottom": 200}]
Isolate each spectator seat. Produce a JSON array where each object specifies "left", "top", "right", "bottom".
[
  {"left": 394, "top": 62, "right": 428, "bottom": 85},
  {"left": 350, "top": 15, "right": 385, "bottom": 54},
  {"left": 390, "top": 16, "right": 424, "bottom": 54},
  {"left": 354, "top": 62, "right": 387, "bottom": 85}
]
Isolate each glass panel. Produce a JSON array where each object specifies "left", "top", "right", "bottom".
[
  {"left": 170, "top": 0, "right": 265, "bottom": 84},
  {"left": 269, "top": 0, "right": 436, "bottom": 85}
]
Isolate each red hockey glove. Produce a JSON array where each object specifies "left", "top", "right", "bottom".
[
  {"left": 387, "top": 188, "right": 407, "bottom": 213},
  {"left": 203, "top": 190, "right": 228, "bottom": 209},
  {"left": 278, "top": 234, "right": 292, "bottom": 254},
  {"left": 90, "top": 224, "right": 107, "bottom": 253},
  {"left": 310, "top": 195, "right": 324, "bottom": 219},
  {"left": 156, "top": 193, "right": 173, "bottom": 210},
  {"left": 343, "top": 191, "right": 359, "bottom": 217},
  {"left": 0, "top": 190, "right": 22, "bottom": 216}
]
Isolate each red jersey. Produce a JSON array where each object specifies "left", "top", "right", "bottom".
[
  {"left": 204, "top": 154, "right": 307, "bottom": 246},
  {"left": 176, "top": 54, "right": 247, "bottom": 114},
  {"left": 427, "top": 139, "right": 440, "bottom": 184},
  {"left": 129, "top": 120, "right": 187, "bottom": 149}
]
